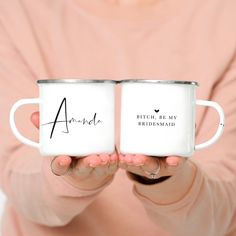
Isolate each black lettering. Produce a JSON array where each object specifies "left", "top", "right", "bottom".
[
  {"left": 41, "top": 98, "right": 102, "bottom": 139},
  {"left": 49, "top": 97, "right": 69, "bottom": 139}
]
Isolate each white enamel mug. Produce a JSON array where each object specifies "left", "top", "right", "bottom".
[
  {"left": 10, "top": 79, "right": 116, "bottom": 156},
  {"left": 119, "top": 80, "right": 225, "bottom": 157}
]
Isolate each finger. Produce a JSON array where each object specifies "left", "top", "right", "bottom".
[
  {"left": 166, "top": 156, "right": 182, "bottom": 166},
  {"left": 107, "top": 153, "right": 118, "bottom": 175},
  {"left": 120, "top": 154, "right": 161, "bottom": 178},
  {"left": 110, "top": 152, "right": 118, "bottom": 163},
  {"left": 51, "top": 155, "right": 72, "bottom": 176},
  {"left": 119, "top": 154, "right": 145, "bottom": 171},
  {"left": 87, "top": 154, "right": 102, "bottom": 168},
  {"left": 30, "top": 111, "right": 40, "bottom": 129},
  {"left": 99, "top": 153, "right": 109, "bottom": 165},
  {"left": 94, "top": 154, "right": 118, "bottom": 177},
  {"left": 73, "top": 156, "right": 94, "bottom": 177},
  {"left": 78, "top": 153, "right": 118, "bottom": 177},
  {"left": 136, "top": 155, "right": 161, "bottom": 178},
  {"left": 94, "top": 154, "right": 110, "bottom": 176},
  {"left": 132, "top": 154, "right": 145, "bottom": 166},
  {"left": 118, "top": 154, "right": 126, "bottom": 168},
  {"left": 165, "top": 156, "right": 187, "bottom": 174},
  {"left": 119, "top": 154, "right": 142, "bottom": 174},
  {"left": 142, "top": 156, "right": 187, "bottom": 177},
  {"left": 140, "top": 156, "right": 186, "bottom": 177},
  {"left": 138, "top": 155, "right": 159, "bottom": 171},
  {"left": 119, "top": 154, "right": 125, "bottom": 165}
]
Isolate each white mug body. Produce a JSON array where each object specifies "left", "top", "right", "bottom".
[
  {"left": 38, "top": 80, "right": 116, "bottom": 156},
  {"left": 9, "top": 79, "right": 116, "bottom": 156},
  {"left": 119, "top": 80, "right": 197, "bottom": 157}
]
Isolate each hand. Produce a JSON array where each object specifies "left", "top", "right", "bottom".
[
  {"left": 119, "top": 153, "right": 196, "bottom": 204},
  {"left": 31, "top": 112, "right": 119, "bottom": 190},
  {"left": 119, "top": 154, "right": 187, "bottom": 181}
]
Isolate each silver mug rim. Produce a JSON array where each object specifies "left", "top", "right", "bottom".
[
  {"left": 119, "top": 79, "right": 199, "bottom": 86},
  {"left": 37, "top": 79, "right": 117, "bottom": 84},
  {"left": 37, "top": 79, "right": 199, "bottom": 86}
]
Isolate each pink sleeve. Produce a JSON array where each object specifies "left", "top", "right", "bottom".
[
  {"left": 0, "top": 23, "right": 109, "bottom": 227},
  {"left": 131, "top": 53, "right": 236, "bottom": 236}
]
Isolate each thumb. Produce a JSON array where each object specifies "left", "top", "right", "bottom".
[
  {"left": 31, "top": 111, "right": 40, "bottom": 129},
  {"left": 51, "top": 155, "right": 72, "bottom": 176}
]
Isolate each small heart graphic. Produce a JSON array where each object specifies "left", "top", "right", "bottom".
[{"left": 154, "top": 109, "right": 160, "bottom": 113}]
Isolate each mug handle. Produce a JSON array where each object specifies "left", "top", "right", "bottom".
[
  {"left": 195, "top": 100, "right": 225, "bottom": 150},
  {"left": 10, "top": 98, "right": 40, "bottom": 149}
]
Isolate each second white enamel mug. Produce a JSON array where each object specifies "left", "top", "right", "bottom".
[{"left": 119, "top": 80, "right": 225, "bottom": 157}]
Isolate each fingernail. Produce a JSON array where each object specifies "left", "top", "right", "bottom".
[
  {"left": 167, "top": 160, "right": 179, "bottom": 166},
  {"left": 100, "top": 155, "right": 108, "bottom": 162},
  {"left": 89, "top": 162, "right": 98, "bottom": 168},
  {"left": 59, "top": 161, "right": 68, "bottom": 167},
  {"left": 133, "top": 156, "right": 143, "bottom": 166}
]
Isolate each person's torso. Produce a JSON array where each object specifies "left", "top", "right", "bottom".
[{"left": 1, "top": 0, "right": 236, "bottom": 235}]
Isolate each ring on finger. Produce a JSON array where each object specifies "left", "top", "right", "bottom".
[{"left": 141, "top": 158, "right": 161, "bottom": 179}]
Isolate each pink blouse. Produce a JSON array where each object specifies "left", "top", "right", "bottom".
[{"left": 0, "top": 0, "right": 236, "bottom": 235}]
